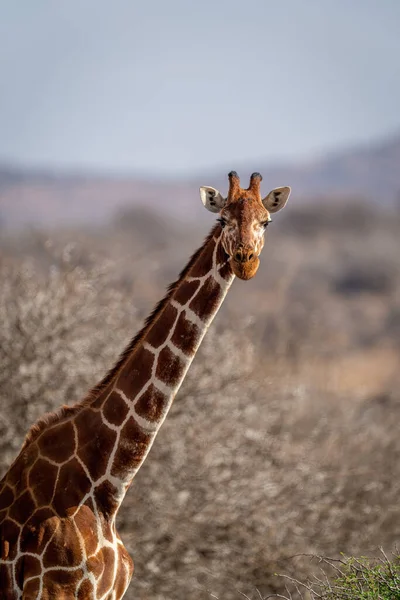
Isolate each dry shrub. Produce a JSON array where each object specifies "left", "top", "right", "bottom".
[
  {"left": 0, "top": 245, "right": 136, "bottom": 472},
  {"left": 0, "top": 205, "right": 400, "bottom": 599}
]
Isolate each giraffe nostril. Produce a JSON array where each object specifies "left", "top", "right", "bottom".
[
  {"left": 248, "top": 252, "right": 254, "bottom": 261},
  {"left": 234, "top": 251, "right": 242, "bottom": 262}
]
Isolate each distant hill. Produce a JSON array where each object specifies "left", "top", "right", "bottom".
[
  {"left": 1, "top": 133, "right": 399, "bottom": 228},
  {"left": 0, "top": 170, "right": 198, "bottom": 229},
  {"left": 207, "top": 132, "right": 400, "bottom": 204}
]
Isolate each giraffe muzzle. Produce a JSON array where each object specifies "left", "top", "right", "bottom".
[{"left": 231, "top": 248, "right": 260, "bottom": 280}]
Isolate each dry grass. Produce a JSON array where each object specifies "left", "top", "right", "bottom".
[{"left": 0, "top": 201, "right": 399, "bottom": 599}]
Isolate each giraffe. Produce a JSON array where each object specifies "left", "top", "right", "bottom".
[{"left": 0, "top": 172, "right": 291, "bottom": 599}]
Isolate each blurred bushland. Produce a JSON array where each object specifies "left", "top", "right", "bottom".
[{"left": 0, "top": 200, "right": 400, "bottom": 599}]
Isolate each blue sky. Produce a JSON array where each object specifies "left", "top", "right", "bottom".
[{"left": 1, "top": 0, "right": 400, "bottom": 176}]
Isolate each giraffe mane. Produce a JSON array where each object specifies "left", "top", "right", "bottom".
[
  {"left": 22, "top": 224, "right": 221, "bottom": 449},
  {"left": 87, "top": 224, "right": 220, "bottom": 396}
]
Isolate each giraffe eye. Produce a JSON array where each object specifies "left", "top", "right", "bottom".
[
  {"left": 217, "top": 218, "right": 227, "bottom": 228},
  {"left": 262, "top": 220, "right": 271, "bottom": 228}
]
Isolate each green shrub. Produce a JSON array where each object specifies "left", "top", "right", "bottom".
[{"left": 275, "top": 551, "right": 400, "bottom": 600}]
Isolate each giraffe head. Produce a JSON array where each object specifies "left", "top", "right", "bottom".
[{"left": 200, "top": 171, "right": 291, "bottom": 280}]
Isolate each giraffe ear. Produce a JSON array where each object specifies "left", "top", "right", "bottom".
[
  {"left": 262, "top": 186, "right": 291, "bottom": 213},
  {"left": 199, "top": 186, "right": 226, "bottom": 213}
]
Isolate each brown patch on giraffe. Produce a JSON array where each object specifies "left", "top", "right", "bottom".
[
  {"left": 111, "top": 417, "right": 153, "bottom": 479},
  {"left": 22, "top": 403, "right": 82, "bottom": 450},
  {"left": 28, "top": 458, "right": 59, "bottom": 506},
  {"left": 173, "top": 279, "right": 201, "bottom": 305},
  {"left": 117, "top": 346, "right": 155, "bottom": 398},
  {"left": 0, "top": 518, "right": 20, "bottom": 560},
  {"left": 42, "top": 567, "right": 83, "bottom": 591},
  {"left": 118, "top": 544, "right": 134, "bottom": 577},
  {"left": 75, "top": 408, "right": 118, "bottom": 481},
  {"left": 135, "top": 384, "right": 168, "bottom": 422},
  {"left": 171, "top": 310, "right": 200, "bottom": 356},
  {"left": 20, "top": 508, "right": 57, "bottom": 554},
  {"left": 53, "top": 458, "right": 92, "bottom": 517},
  {"left": 115, "top": 543, "right": 134, "bottom": 595},
  {"left": 38, "top": 421, "right": 76, "bottom": 464},
  {"left": 78, "top": 578, "right": 95, "bottom": 599},
  {"left": 94, "top": 480, "right": 120, "bottom": 519},
  {"left": 0, "top": 564, "right": 13, "bottom": 596},
  {"left": 97, "top": 546, "right": 116, "bottom": 596},
  {"left": 219, "top": 261, "right": 233, "bottom": 281},
  {"left": 15, "top": 554, "right": 42, "bottom": 588},
  {"left": 22, "top": 577, "right": 41, "bottom": 598},
  {"left": 43, "top": 520, "right": 83, "bottom": 568},
  {"left": 73, "top": 504, "right": 98, "bottom": 556},
  {"left": 9, "top": 489, "right": 36, "bottom": 525},
  {"left": 189, "top": 276, "right": 222, "bottom": 320},
  {"left": 156, "top": 346, "right": 186, "bottom": 386},
  {"left": 0, "top": 538, "right": 9, "bottom": 560},
  {"left": 0, "top": 484, "right": 14, "bottom": 510},
  {"left": 102, "top": 389, "right": 130, "bottom": 426},
  {"left": 15, "top": 555, "right": 25, "bottom": 589},
  {"left": 146, "top": 302, "right": 178, "bottom": 348},
  {"left": 189, "top": 237, "right": 216, "bottom": 277}
]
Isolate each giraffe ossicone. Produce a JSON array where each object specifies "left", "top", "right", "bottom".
[{"left": 0, "top": 172, "right": 291, "bottom": 599}]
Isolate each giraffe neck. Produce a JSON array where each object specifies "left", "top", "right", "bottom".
[{"left": 88, "top": 224, "right": 234, "bottom": 507}]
